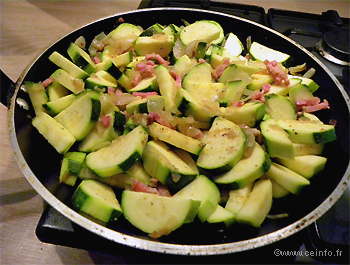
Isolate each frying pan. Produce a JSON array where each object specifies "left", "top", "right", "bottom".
[{"left": 5, "top": 7, "right": 350, "bottom": 255}]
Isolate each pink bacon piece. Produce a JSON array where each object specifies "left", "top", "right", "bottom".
[
  {"left": 42, "top": 77, "right": 53, "bottom": 88},
  {"left": 146, "top": 53, "right": 170, "bottom": 66},
  {"left": 132, "top": 92, "right": 158, "bottom": 98},
  {"left": 264, "top": 59, "right": 290, "bottom": 86},
  {"left": 212, "top": 57, "right": 230, "bottom": 79}
]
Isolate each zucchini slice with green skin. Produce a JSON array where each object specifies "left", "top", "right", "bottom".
[
  {"left": 265, "top": 162, "right": 310, "bottom": 194},
  {"left": 275, "top": 155, "right": 327, "bottom": 179},
  {"left": 225, "top": 182, "right": 254, "bottom": 215},
  {"left": 142, "top": 140, "right": 198, "bottom": 191},
  {"left": 25, "top": 82, "right": 48, "bottom": 115},
  {"left": 71, "top": 179, "right": 122, "bottom": 223},
  {"left": 86, "top": 125, "right": 148, "bottom": 177},
  {"left": 217, "top": 64, "right": 260, "bottom": 84},
  {"left": 174, "top": 175, "right": 221, "bottom": 222},
  {"left": 236, "top": 178, "right": 273, "bottom": 227},
  {"left": 50, "top": 69, "right": 85, "bottom": 94},
  {"left": 264, "top": 93, "right": 297, "bottom": 120},
  {"left": 249, "top": 42, "right": 290, "bottom": 63},
  {"left": 180, "top": 20, "right": 224, "bottom": 46},
  {"left": 49, "top": 51, "right": 89, "bottom": 79},
  {"left": 260, "top": 119, "right": 295, "bottom": 160},
  {"left": 277, "top": 119, "right": 336, "bottom": 144},
  {"left": 206, "top": 205, "right": 236, "bottom": 228},
  {"left": 223, "top": 101, "right": 265, "bottom": 127},
  {"left": 43, "top": 94, "right": 75, "bottom": 116},
  {"left": 54, "top": 92, "right": 101, "bottom": 141},
  {"left": 214, "top": 142, "right": 271, "bottom": 189},
  {"left": 67, "top": 42, "right": 96, "bottom": 72},
  {"left": 32, "top": 112, "right": 76, "bottom": 154},
  {"left": 154, "top": 65, "right": 181, "bottom": 115},
  {"left": 60, "top": 152, "right": 86, "bottom": 186},
  {"left": 46, "top": 81, "right": 70, "bottom": 101},
  {"left": 121, "top": 190, "right": 200, "bottom": 237},
  {"left": 196, "top": 117, "right": 246, "bottom": 174},
  {"left": 148, "top": 122, "right": 204, "bottom": 155},
  {"left": 78, "top": 111, "right": 121, "bottom": 153}
]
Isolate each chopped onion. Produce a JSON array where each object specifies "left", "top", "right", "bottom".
[
  {"left": 267, "top": 213, "right": 289, "bottom": 219},
  {"left": 74, "top": 36, "right": 86, "bottom": 49},
  {"left": 246, "top": 36, "right": 252, "bottom": 51},
  {"left": 288, "top": 63, "right": 306, "bottom": 75},
  {"left": 303, "top": 67, "right": 316, "bottom": 79}
]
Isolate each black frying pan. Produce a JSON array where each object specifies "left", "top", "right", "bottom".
[{"left": 5, "top": 7, "right": 350, "bottom": 256}]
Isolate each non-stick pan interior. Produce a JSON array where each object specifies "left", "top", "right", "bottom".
[{"left": 9, "top": 8, "right": 350, "bottom": 252}]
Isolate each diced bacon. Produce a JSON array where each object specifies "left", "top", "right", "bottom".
[
  {"left": 146, "top": 53, "right": 170, "bottom": 66},
  {"left": 261, "top": 84, "right": 271, "bottom": 94},
  {"left": 296, "top": 98, "right": 330, "bottom": 113},
  {"left": 100, "top": 115, "right": 112, "bottom": 128},
  {"left": 147, "top": 111, "right": 175, "bottom": 129},
  {"left": 131, "top": 73, "right": 142, "bottom": 88},
  {"left": 42, "top": 77, "right": 53, "bottom": 88},
  {"left": 212, "top": 58, "right": 230, "bottom": 79},
  {"left": 132, "top": 92, "right": 158, "bottom": 98},
  {"left": 169, "top": 69, "right": 182, "bottom": 88},
  {"left": 132, "top": 179, "right": 171, "bottom": 197},
  {"left": 118, "top": 17, "right": 124, "bottom": 23},
  {"left": 233, "top": 100, "right": 244, "bottom": 107},
  {"left": 250, "top": 90, "right": 266, "bottom": 103},
  {"left": 264, "top": 59, "right": 290, "bottom": 86},
  {"left": 244, "top": 53, "right": 250, "bottom": 60},
  {"left": 93, "top": 57, "right": 101, "bottom": 64},
  {"left": 198, "top": 58, "right": 206, "bottom": 63},
  {"left": 136, "top": 62, "right": 155, "bottom": 79},
  {"left": 120, "top": 110, "right": 132, "bottom": 120},
  {"left": 132, "top": 179, "right": 158, "bottom": 194}
]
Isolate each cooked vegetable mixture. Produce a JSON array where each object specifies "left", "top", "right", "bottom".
[{"left": 25, "top": 19, "right": 336, "bottom": 238}]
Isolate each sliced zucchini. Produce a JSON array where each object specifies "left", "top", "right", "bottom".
[
  {"left": 260, "top": 119, "right": 295, "bottom": 160},
  {"left": 293, "top": 142, "right": 324, "bottom": 156},
  {"left": 122, "top": 190, "right": 200, "bottom": 237},
  {"left": 129, "top": 75, "right": 158, "bottom": 93},
  {"left": 60, "top": 152, "right": 86, "bottom": 186},
  {"left": 25, "top": 82, "right": 48, "bottom": 115},
  {"left": 277, "top": 119, "right": 336, "bottom": 144},
  {"left": 275, "top": 155, "right": 327, "bottom": 179},
  {"left": 225, "top": 182, "right": 254, "bottom": 215},
  {"left": 49, "top": 51, "right": 89, "bottom": 79},
  {"left": 221, "top": 33, "right": 244, "bottom": 57},
  {"left": 264, "top": 93, "right": 296, "bottom": 120},
  {"left": 126, "top": 161, "right": 152, "bottom": 185},
  {"left": 71, "top": 179, "right": 122, "bottom": 223},
  {"left": 86, "top": 125, "right": 148, "bottom": 177},
  {"left": 196, "top": 117, "right": 246, "bottom": 174},
  {"left": 207, "top": 205, "right": 236, "bottom": 227},
  {"left": 50, "top": 69, "right": 85, "bottom": 94},
  {"left": 172, "top": 55, "right": 197, "bottom": 77},
  {"left": 67, "top": 42, "right": 96, "bottom": 72},
  {"left": 46, "top": 81, "right": 70, "bottom": 101},
  {"left": 43, "top": 94, "right": 75, "bottom": 116},
  {"left": 78, "top": 111, "right": 121, "bottom": 153},
  {"left": 236, "top": 178, "right": 273, "bottom": 227},
  {"left": 217, "top": 64, "right": 260, "bottom": 84},
  {"left": 154, "top": 65, "right": 181, "bottom": 115},
  {"left": 180, "top": 20, "right": 224, "bottom": 46},
  {"left": 54, "top": 92, "right": 101, "bottom": 141},
  {"left": 32, "top": 112, "right": 76, "bottom": 154},
  {"left": 223, "top": 101, "right": 265, "bottom": 127},
  {"left": 219, "top": 80, "right": 247, "bottom": 107},
  {"left": 214, "top": 142, "right": 271, "bottom": 189},
  {"left": 249, "top": 42, "right": 290, "bottom": 63},
  {"left": 288, "top": 84, "right": 314, "bottom": 106},
  {"left": 289, "top": 75, "right": 319, "bottom": 93},
  {"left": 270, "top": 177, "right": 290, "bottom": 198},
  {"left": 125, "top": 98, "right": 148, "bottom": 114},
  {"left": 195, "top": 41, "right": 207, "bottom": 60},
  {"left": 142, "top": 140, "right": 198, "bottom": 191},
  {"left": 148, "top": 122, "right": 204, "bottom": 155},
  {"left": 174, "top": 175, "right": 221, "bottom": 222},
  {"left": 85, "top": 71, "right": 118, "bottom": 89},
  {"left": 265, "top": 162, "right": 310, "bottom": 194},
  {"left": 247, "top": 73, "right": 274, "bottom": 91},
  {"left": 134, "top": 31, "right": 174, "bottom": 58}
]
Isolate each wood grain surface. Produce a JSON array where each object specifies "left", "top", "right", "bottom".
[{"left": 1, "top": 1, "right": 349, "bottom": 264}]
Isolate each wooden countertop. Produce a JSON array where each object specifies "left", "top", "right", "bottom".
[{"left": 1, "top": 1, "right": 349, "bottom": 264}]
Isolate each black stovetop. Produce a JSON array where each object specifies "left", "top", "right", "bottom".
[{"left": 36, "top": 1, "right": 350, "bottom": 264}]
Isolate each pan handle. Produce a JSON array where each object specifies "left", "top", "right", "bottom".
[{"left": 1, "top": 70, "right": 16, "bottom": 107}]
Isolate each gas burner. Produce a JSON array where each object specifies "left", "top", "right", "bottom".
[{"left": 316, "top": 27, "right": 350, "bottom": 66}]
